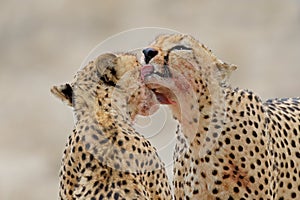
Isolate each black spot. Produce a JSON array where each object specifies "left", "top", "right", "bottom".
[
  {"left": 114, "top": 192, "right": 120, "bottom": 200},
  {"left": 81, "top": 153, "right": 86, "bottom": 161},
  {"left": 212, "top": 170, "right": 218, "bottom": 176},
  {"left": 233, "top": 187, "right": 239, "bottom": 193},
  {"left": 225, "top": 138, "right": 231, "bottom": 145},
  {"left": 212, "top": 188, "right": 218, "bottom": 194},
  {"left": 193, "top": 189, "right": 199, "bottom": 194},
  {"left": 118, "top": 140, "right": 123, "bottom": 146},
  {"left": 248, "top": 94, "right": 253, "bottom": 101},
  {"left": 92, "top": 134, "right": 99, "bottom": 140},
  {"left": 107, "top": 191, "right": 113, "bottom": 198},
  {"left": 234, "top": 134, "right": 241, "bottom": 140},
  {"left": 229, "top": 153, "right": 235, "bottom": 159},
  {"left": 240, "top": 111, "right": 245, "bottom": 117}
]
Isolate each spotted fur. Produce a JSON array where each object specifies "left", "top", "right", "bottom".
[
  {"left": 141, "top": 34, "right": 300, "bottom": 200},
  {"left": 51, "top": 53, "right": 172, "bottom": 200}
]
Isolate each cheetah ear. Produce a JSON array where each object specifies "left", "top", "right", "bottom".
[
  {"left": 50, "top": 83, "right": 73, "bottom": 107},
  {"left": 95, "top": 53, "right": 118, "bottom": 76},
  {"left": 95, "top": 53, "right": 118, "bottom": 86},
  {"left": 95, "top": 53, "right": 117, "bottom": 72},
  {"left": 215, "top": 61, "right": 237, "bottom": 83}
]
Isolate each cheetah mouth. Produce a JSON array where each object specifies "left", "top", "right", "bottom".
[
  {"left": 141, "top": 64, "right": 172, "bottom": 79},
  {"left": 141, "top": 64, "right": 175, "bottom": 105},
  {"left": 151, "top": 88, "right": 175, "bottom": 105}
]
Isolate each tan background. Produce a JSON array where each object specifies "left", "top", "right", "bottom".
[{"left": 1, "top": 0, "right": 300, "bottom": 199}]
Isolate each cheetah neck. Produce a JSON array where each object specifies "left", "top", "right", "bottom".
[
  {"left": 72, "top": 66, "right": 157, "bottom": 173},
  {"left": 168, "top": 74, "right": 228, "bottom": 147},
  {"left": 173, "top": 87, "right": 272, "bottom": 199},
  {"left": 96, "top": 87, "right": 133, "bottom": 124}
]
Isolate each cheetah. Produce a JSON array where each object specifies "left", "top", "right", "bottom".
[
  {"left": 140, "top": 34, "right": 300, "bottom": 199},
  {"left": 51, "top": 53, "right": 172, "bottom": 199}
]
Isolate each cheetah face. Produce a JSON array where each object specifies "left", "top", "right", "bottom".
[
  {"left": 140, "top": 34, "right": 238, "bottom": 142},
  {"left": 93, "top": 53, "right": 160, "bottom": 118},
  {"left": 141, "top": 34, "right": 237, "bottom": 105},
  {"left": 51, "top": 53, "right": 159, "bottom": 119},
  {"left": 140, "top": 34, "right": 202, "bottom": 106}
]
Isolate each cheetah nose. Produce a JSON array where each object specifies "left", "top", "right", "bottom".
[{"left": 143, "top": 48, "right": 158, "bottom": 64}]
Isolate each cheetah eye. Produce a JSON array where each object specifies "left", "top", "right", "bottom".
[{"left": 169, "top": 45, "right": 192, "bottom": 52}]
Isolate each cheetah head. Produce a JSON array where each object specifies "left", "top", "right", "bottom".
[
  {"left": 51, "top": 53, "right": 159, "bottom": 121},
  {"left": 140, "top": 34, "right": 237, "bottom": 139}
]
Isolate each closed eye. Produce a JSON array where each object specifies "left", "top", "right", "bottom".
[
  {"left": 162, "top": 45, "right": 192, "bottom": 77},
  {"left": 169, "top": 45, "right": 192, "bottom": 52}
]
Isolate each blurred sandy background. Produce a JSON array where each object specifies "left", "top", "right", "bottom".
[{"left": 1, "top": 0, "right": 299, "bottom": 199}]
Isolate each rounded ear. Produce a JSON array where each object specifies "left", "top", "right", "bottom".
[
  {"left": 50, "top": 83, "right": 73, "bottom": 107},
  {"left": 215, "top": 61, "right": 237, "bottom": 84},
  {"left": 95, "top": 53, "right": 118, "bottom": 76}
]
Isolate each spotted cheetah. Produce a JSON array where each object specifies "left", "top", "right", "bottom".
[
  {"left": 140, "top": 34, "right": 300, "bottom": 199},
  {"left": 51, "top": 53, "right": 172, "bottom": 199}
]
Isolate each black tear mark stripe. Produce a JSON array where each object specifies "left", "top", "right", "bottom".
[
  {"left": 100, "top": 74, "right": 116, "bottom": 87},
  {"left": 163, "top": 45, "right": 192, "bottom": 78}
]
